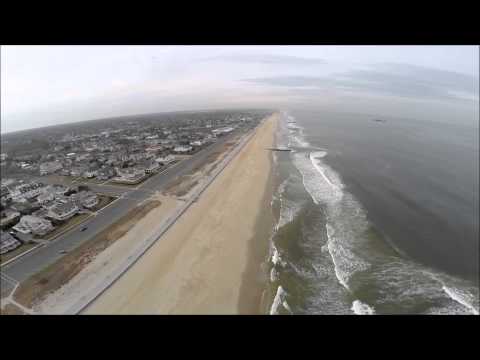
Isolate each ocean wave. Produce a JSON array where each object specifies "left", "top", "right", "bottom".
[
  {"left": 277, "top": 196, "right": 302, "bottom": 231},
  {"left": 280, "top": 111, "right": 479, "bottom": 314},
  {"left": 270, "top": 285, "right": 288, "bottom": 315},
  {"left": 270, "top": 267, "right": 279, "bottom": 282},
  {"left": 442, "top": 285, "right": 479, "bottom": 315},
  {"left": 351, "top": 300, "right": 375, "bottom": 315},
  {"left": 283, "top": 300, "right": 293, "bottom": 314},
  {"left": 291, "top": 135, "right": 371, "bottom": 292},
  {"left": 421, "top": 270, "right": 479, "bottom": 315},
  {"left": 289, "top": 133, "right": 310, "bottom": 148},
  {"left": 271, "top": 243, "right": 287, "bottom": 267},
  {"left": 293, "top": 152, "right": 342, "bottom": 205},
  {"left": 326, "top": 223, "right": 370, "bottom": 291}
]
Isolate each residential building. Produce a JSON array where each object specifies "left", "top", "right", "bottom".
[
  {"left": 10, "top": 182, "right": 44, "bottom": 201},
  {"left": 97, "top": 167, "right": 115, "bottom": 180},
  {"left": 39, "top": 160, "right": 63, "bottom": 175},
  {"left": 144, "top": 160, "right": 160, "bottom": 174},
  {"left": 155, "top": 154, "right": 175, "bottom": 165},
  {"left": 0, "top": 231, "right": 22, "bottom": 254},
  {"left": 112, "top": 167, "right": 146, "bottom": 184},
  {"left": 47, "top": 201, "right": 79, "bottom": 221},
  {"left": 70, "top": 191, "right": 99, "bottom": 209},
  {"left": 48, "top": 184, "right": 70, "bottom": 196},
  {"left": 190, "top": 140, "right": 204, "bottom": 147},
  {"left": 13, "top": 215, "right": 54, "bottom": 236},
  {"left": 36, "top": 191, "right": 55, "bottom": 205},
  {"left": 0, "top": 210, "right": 21, "bottom": 229},
  {"left": 173, "top": 145, "right": 193, "bottom": 153}
]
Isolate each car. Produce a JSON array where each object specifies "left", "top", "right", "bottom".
[
  {"left": 59, "top": 250, "right": 68, "bottom": 254},
  {"left": 80, "top": 226, "right": 88, "bottom": 232}
]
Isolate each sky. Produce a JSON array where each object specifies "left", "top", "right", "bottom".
[{"left": 1, "top": 45, "right": 478, "bottom": 133}]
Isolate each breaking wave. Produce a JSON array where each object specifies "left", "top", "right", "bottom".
[
  {"left": 268, "top": 111, "right": 479, "bottom": 314},
  {"left": 270, "top": 286, "right": 291, "bottom": 315},
  {"left": 351, "top": 300, "right": 375, "bottom": 315}
]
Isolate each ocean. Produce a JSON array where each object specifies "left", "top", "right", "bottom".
[{"left": 267, "top": 109, "right": 479, "bottom": 315}]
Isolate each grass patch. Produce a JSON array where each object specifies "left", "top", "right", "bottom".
[
  {"left": 0, "top": 243, "right": 37, "bottom": 265},
  {"left": 13, "top": 200, "right": 162, "bottom": 308},
  {"left": 89, "top": 195, "right": 116, "bottom": 212},
  {"left": 75, "top": 177, "right": 107, "bottom": 185},
  {"left": 42, "top": 213, "right": 92, "bottom": 241},
  {"left": 163, "top": 143, "right": 234, "bottom": 197},
  {"left": 105, "top": 173, "right": 152, "bottom": 187}
]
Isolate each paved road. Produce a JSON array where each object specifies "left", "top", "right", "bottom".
[
  {"left": 0, "top": 129, "right": 244, "bottom": 292},
  {"left": 68, "top": 125, "right": 258, "bottom": 314}
]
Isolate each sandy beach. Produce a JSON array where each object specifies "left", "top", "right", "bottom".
[
  {"left": 85, "top": 113, "right": 278, "bottom": 314},
  {"left": 30, "top": 194, "right": 179, "bottom": 314}
]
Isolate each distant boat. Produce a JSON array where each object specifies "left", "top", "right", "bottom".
[{"left": 372, "top": 119, "right": 387, "bottom": 123}]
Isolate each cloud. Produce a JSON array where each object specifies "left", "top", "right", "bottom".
[
  {"left": 204, "top": 53, "right": 327, "bottom": 66},
  {"left": 243, "top": 63, "right": 479, "bottom": 101}
]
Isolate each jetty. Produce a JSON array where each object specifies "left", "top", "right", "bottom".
[{"left": 267, "top": 147, "right": 292, "bottom": 152}]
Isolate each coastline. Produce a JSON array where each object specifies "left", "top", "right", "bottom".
[
  {"left": 237, "top": 119, "right": 277, "bottom": 314},
  {"left": 85, "top": 113, "right": 278, "bottom": 314}
]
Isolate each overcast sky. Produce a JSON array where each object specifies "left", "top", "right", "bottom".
[{"left": 1, "top": 45, "right": 478, "bottom": 133}]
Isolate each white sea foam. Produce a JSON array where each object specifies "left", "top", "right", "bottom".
[
  {"left": 271, "top": 244, "right": 287, "bottom": 267},
  {"left": 283, "top": 300, "right": 293, "bottom": 314},
  {"left": 326, "top": 224, "right": 350, "bottom": 290},
  {"left": 351, "top": 300, "right": 375, "bottom": 315},
  {"left": 309, "top": 151, "right": 343, "bottom": 193},
  {"left": 270, "top": 286, "right": 287, "bottom": 315},
  {"left": 277, "top": 202, "right": 298, "bottom": 230},
  {"left": 289, "top": 133, "right": 310, "bottom": 148},
  {"left": 283, "top": 111, "right": 478, "bottom": 314},
  {"left": 270, "top": 267, "right": 278, "bottom": 282},
  {"left": 442, "top": 285, "right": 479, "bottom": 315},
  {"left": 292, "top": 136, "right": 370, "bottom": 292}
]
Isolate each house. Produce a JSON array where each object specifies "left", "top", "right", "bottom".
[
  {"left": 83, "top": 169, "right": 98, "bottom": 178},
  {"left": 173, "top": 145, "right": 193, "bottom": 153},
  {"left": 1, "top": 185, "right": 12, "bottom": 204},
  {"left": 70, "top": 191, "right": 99, "bottom": 209},
  {"left": 39, "top": 160, "right": 63, "bottom": 175},
  {"left": 13, "top": 215, "right": 54, "bottom": 236},
  {"left": 146, "top": 145, "right": 165, "bottom": 153},
  {"left": 32, "top": 208, "right": 49, "bottom": 219},
  {"left": 155, "top": 154, "right": 175, "bottom": 166},
  {"left": 144, "top": 160, "right": 160, "bottom": 174},
  {"left": 190, "top": 140, "right": 204, "bottom": 147},
  {"left": 47, "top": 201, "right": 79, "bottom": 221},
  {"left": 36, "top": 191, "right": 55, "bottom": 205},
  {"left": 10, "top": 182, "right": 44, "bottom": 201},
  {"left": 97, "top": 167, "right": 115, "bottom": 181},
  {"left": 48, "top": 184, "right": 70, "bottom": 196},
  {"left": 0, "top": 210, "right": 21, "bottom": 229},
  {"left": 0, "top": 231, "right": 22, "bottom": 254},
  {"left": 70, "top": 165, "right": 87, "bottom": 177},
  {"left": 41, "top": 199, "right": 58, "bottom": 210},
  {"left": 212, "top": 127, "right": 234, "bottom": 136},
  {"left": 10, "top": 201, "right": 37, "bottom": 215},
  {"left": 112, "top": 167, "right": 146, "bottom": 184}
]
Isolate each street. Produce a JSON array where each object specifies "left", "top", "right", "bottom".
[{"left": 0, "top": 129, "right": 243, "bottom": 296}]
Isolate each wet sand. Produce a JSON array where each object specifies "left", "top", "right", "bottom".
[{"left": 86, "top": 114, "right": 278, "bottom": 314}]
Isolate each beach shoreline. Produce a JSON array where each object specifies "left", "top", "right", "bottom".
[
  {"left": 85, "top": 113, "right": 278, "bottom": 314},
  {"left": 237, "top": 122, "right": 277, "bottom": 314}
]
